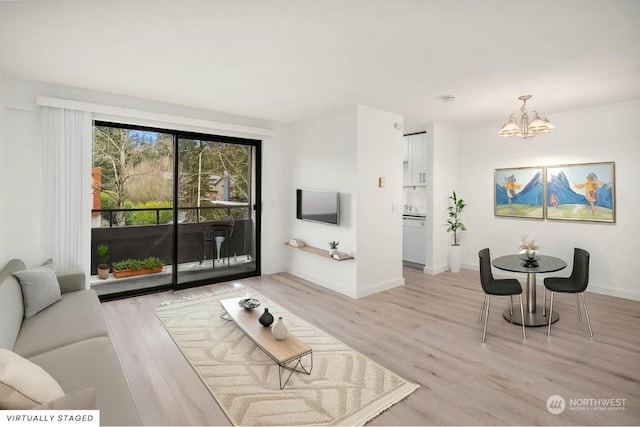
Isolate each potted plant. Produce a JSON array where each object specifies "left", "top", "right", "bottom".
[
  {"left": 112, "top": 256, "right": 164, "bottom": 279},
  {"left": 96, "top": 244, "right": 110, "bottom": 280},
  {"left": 328, "top": 241, "right": 339, "bottom": 256},
  {"left": 446, "top": 191, "right": 466, "bottom": 273}
]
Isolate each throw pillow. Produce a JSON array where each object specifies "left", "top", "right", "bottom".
[
  {"left": 0, "top": 348, "right": 65, "bottom": 409},
  {"left": 35, "top": 388, "right": 95, "bottom": 410},
  {"left": 13, "top": 258, "right": 62, "bottom": 318}
]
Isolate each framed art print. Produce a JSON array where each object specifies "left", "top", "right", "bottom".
[
  {"left": 494, "top": 166, "right": 544, "bottom": 219},
  {"left": 546, "top": 162, "right": 615, "bottom": 222}
]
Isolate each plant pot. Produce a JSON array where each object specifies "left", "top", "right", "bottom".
[
  {"left": 112, "top": 266, "right": 163, "bottom": 279},
  {"left": 97, "top": 266, "right": 109, "bottom": 280},
  {"left": 448, "top": 245, "right": 462, "bottom": 273},
  {"left": 329, "top": 249, "right": 338, "bottom": 256}
]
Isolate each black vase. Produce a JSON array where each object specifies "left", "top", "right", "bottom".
[{"left": 258, "top": 308, "right": 274, "bottom": 327}]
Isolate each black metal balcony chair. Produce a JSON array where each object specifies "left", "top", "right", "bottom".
[
  {"left": 478, "top": 248, "right": 526, "bottom": 343},
  {"left": 201, "top": 215, "right": 236, "bottom": 267},
  {"left": 544, "top": 247, "right": 593, "bottom": 337}
]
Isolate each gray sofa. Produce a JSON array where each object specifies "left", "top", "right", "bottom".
[{"left": 0, "top": 259, "right": 141, "bottom": 426}]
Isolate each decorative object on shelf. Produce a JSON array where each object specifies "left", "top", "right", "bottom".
[
  {"left": 498, "top": 95, "right": 556, "bottom": 139},
  {"left": 111, "top": 256, "right": 164, "bottom": 279},
  {"left": 328, "top": 241, "right": 339, "bottom": 256},
  {"left": 238, "top": 298, "right": 260, "bottom": 310},
  {"left": 285, "top": 242, "right": 354, "bottom": 261},
  {"left": 332, "top": 252, "right": 352, "bottom": 260},
  {"left": 271, "top": 317, "right": 288, "bottom": 340},
  {"left": 288, "top": 239, "right": 306, "bottom": 247},
  {"left": 446, "top": 191, "right": 466, "bottom": 273},
  {"left": 258, "top": 308, "right": 274, "bottom": 327},
  {"left": 494, "top": 167, "right": 545, "bottom": 219},
  {"left": 96, "top": 244, "right": 110, "bottom": 280}
]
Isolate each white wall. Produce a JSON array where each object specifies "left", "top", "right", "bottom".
[
  {"left": 284, "top": 105, "right": 404, "bottom": 298},
  {"left": 259, "top": 124, "right": 290, "bottom": 275},
  {"left": 355, "top": 105, "right": 404, "bottom": 296},
  {"left": 285, "top": 106, "right": 359, "bottom": 296},
  {"left": 3, "top": 89, "right": 41, "bottom": 266},
  {"left": 424, "top": 122, "right": 461, "bottom": 274},
  {"left": 0, "top": 77, "right": 281, "bottom": 271},
  {"left": 459, "top": 99, "right": 640, "bottom": 300}
]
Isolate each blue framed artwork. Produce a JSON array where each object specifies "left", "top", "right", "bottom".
[
  {"left": 494, "top": 166, "right": 544, "bottom": 219},
  {"left": 546, "top": 161, "right": 616, "bottom": 222}
]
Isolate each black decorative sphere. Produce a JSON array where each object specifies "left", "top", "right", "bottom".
[{"left": 258, "top": 308, "right": 274, "bottom": 327}]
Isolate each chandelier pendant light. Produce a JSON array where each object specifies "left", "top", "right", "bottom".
[{"left": 498, "top": 95, "right": 556, "bottom": 139}]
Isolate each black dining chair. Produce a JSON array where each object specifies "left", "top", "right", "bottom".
[
  {"left": 478, "top": 248, "right": 526, "bottom": 343},
  {"left": 544, "top": 248, "right": 593, "bottom": 337}
]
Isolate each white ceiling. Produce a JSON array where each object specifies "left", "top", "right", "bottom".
[{"left": 1, "top": 0, "right": 639, "bottom": 131}]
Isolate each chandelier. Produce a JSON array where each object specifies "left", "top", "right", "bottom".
[{"left": 498, "top": 95, "right": 556, "bottom": 139}]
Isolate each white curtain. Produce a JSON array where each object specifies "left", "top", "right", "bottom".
[{"left": 41, "top": 107, "right": 92, "bottom": 278}]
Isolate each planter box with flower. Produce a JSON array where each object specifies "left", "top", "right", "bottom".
[{"left": 112, "top": 256, "right": 164, "bottom": 279}]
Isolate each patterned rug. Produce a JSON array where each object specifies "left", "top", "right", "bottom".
[{"left": 155, "top": 288, "right": 419, "bottom": 426}]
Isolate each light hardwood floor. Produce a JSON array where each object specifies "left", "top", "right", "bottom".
[{"left": 102, "top": 267, "right": 640, "bottom": 425}]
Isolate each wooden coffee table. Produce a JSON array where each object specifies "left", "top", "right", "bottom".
[{"left": 219, "top": 297, "right": 313, "bottom": 389}]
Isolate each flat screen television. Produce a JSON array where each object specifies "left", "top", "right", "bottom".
[{"left": 296, "top": 189, "right": 340, "bottom": 226}]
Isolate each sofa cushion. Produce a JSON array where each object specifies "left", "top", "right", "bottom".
[
  {"left": 0, "top": 260, "right": 26, "bottom": 350},
  {"left": 13, "top": 289, "right": 109, "bottom": 358},
  {"left": 13, "top": 259, "right": 62, "bottom": 318},
  {"left": 0, "top": 348, "right": 65, "bottom": 409},
  {"left": 35, "top": 388, "right": 96, "bottom": 410},
  {"left": 29, "top": 337, "right": 141, "bottom": 426}
]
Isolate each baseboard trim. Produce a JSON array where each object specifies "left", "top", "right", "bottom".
[
  {"left": 463, "top": 262, "right": 478, "bottom": 271},
  {"left": 588, "top": 285, "right": 640, "bottom": 301},
  {"left": 403, "top": 261, "right": 424, "bottom": 270},
  {"left": 286, "top": 270, "right": 405, "bottom": 299},
  {"left": 423, "top": 265, "right": 448, "bottom": 275},
  {"left": 288, "top": 269, "right": 357, "bottom": 299},
  {"left": 356, "top": 278, "right": 405, "bottom": 299}
]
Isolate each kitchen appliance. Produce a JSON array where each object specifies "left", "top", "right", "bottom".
[{"left": 403, "top": 215, "right": 426, "bottom": 266}]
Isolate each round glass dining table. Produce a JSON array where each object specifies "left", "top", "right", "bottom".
[{"left": 492, "top": 254, "right": 567, "bottom": 326}]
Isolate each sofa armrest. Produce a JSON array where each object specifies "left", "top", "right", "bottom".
[{"left": 56, "top": 271, "right": 86, "bottom": 293}]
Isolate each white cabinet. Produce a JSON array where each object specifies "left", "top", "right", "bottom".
[
  {"left": 403, "top": 133, "right": 427, "bottom": 187},
  {"left": 409, "top": 134, "right": 427, "bottom": 186},
  {"left": 402, "top": 217, "right": 426, "bottom": 265}
]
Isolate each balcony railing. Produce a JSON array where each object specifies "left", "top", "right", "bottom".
[
  {"left": 92, "top": 202, "right": 250, "bottom": 227},
  {"left": 90, "top": 204, "right": 252, "bottom": 274}
]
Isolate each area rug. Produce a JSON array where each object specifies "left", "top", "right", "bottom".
[{"left": 155, "top": 288, "right": 419, "bottom": 426}]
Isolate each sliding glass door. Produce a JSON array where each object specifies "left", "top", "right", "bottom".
[
  {"left": 91, "top": 122, "right": 261, "bottom": 298},
  {"left": 174, "top": 135, "right": 260, "bottom": 288}
]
